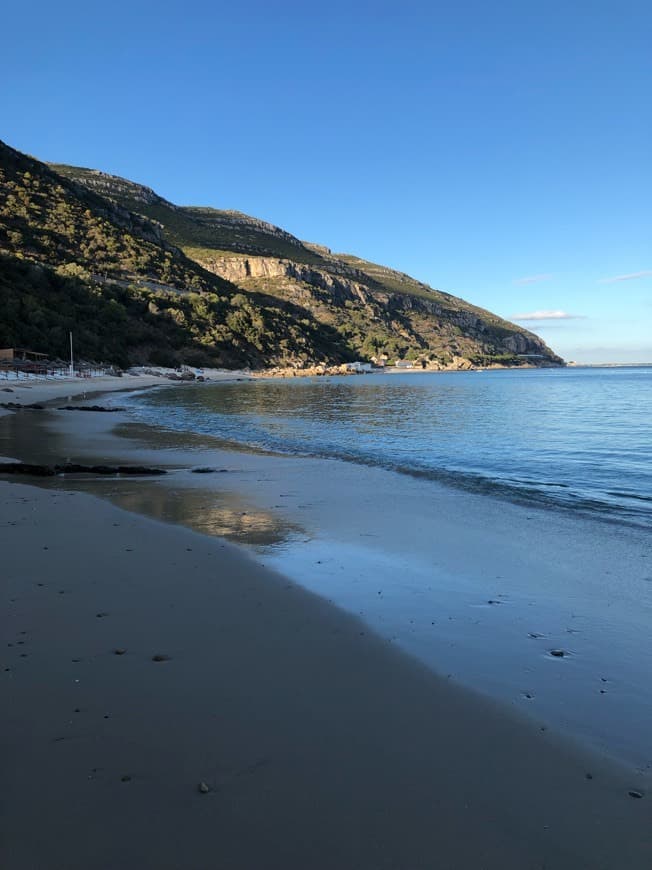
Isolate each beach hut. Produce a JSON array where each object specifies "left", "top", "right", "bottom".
[{"left": 0, "top": 348, "right": 48, "bottom": 362}]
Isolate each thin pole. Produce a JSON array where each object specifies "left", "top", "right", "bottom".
[{"left": 69, "top": 331, "right": 74, "bottom": 378}]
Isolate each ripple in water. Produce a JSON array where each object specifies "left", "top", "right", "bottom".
[{"left": 122, "top": 367, "right": 652, "bottom": 527}]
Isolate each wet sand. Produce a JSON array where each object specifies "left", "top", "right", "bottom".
[
  {"left": 0, "top": 373, "right": 165, "bottom": 413},
  {"left": 0, "top": 368, "right": 251, "bottom": 420},
  {"left": 11, "top": 399, "right": 652, "bottom": 769},
  {"left": 1, "top": 390, "right": 652, "bottom": 868}
]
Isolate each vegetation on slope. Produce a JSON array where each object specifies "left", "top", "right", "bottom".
[
  {"left": 0, "top": 141, "right": 562, "bottom": 368},
  {"left": 53, "top": 161, "right": 562, "bottom": 367},
  {"left": 0, "top": 142, "right": 355, "bottom": 367}
]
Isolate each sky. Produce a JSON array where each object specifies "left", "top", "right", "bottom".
[{"left": 2, "top": 0, "right": 651, "bottom": 363}]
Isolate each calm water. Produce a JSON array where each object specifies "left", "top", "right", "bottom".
[{"left": 122, "top": 367, "right": 652, "bottom": 526}]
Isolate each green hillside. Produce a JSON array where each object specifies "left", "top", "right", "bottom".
[
  {"left": 53, "top": 161, "right": 563, "bottom": 368},
  {"left": 0, "top": 142, "right": 354, "bottom": 367},
  {"left": 0, "top": 140, "right": 563, "bottom": 369}
]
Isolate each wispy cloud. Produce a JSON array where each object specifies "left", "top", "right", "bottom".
[
  {"left": 513, "top": 274, "right": 553, "bottom": 285},
  {"left": 598, "top": 270, "right": 652, "bottom": 284},
  {"left": 510, "top": 310, "right": 583, "bottom": 321}
]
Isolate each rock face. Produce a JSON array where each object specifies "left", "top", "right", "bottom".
[
  {"left": 53, "top": 167, "right": 173, "bottom": 209},
  {"left": 197, "top": 254, "right": 557, "bottom": 366}
]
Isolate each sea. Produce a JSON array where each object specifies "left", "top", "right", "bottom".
[
  {"left": 105, "top": 366, "right": 652, "bottom": 767},
  {"left": 123, "top": 366, "right": 652, "bottom": 528}
]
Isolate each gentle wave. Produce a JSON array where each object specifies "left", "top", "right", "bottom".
[{"left": 120, "top": 368, "right": 652, "bottom": 528}]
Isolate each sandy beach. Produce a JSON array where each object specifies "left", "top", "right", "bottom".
[
  {"left": 2, "top": 381, "right": 652, "bottom": 869},
  {"left": 0, "top": 368, "right": 251, "bottom": 418}
]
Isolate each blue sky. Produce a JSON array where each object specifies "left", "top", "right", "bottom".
[{"left": 2, "top": 0, "right": 650, "bottom": 362}]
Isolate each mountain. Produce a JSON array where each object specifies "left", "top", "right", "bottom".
[
  {"left": 0, "top": 141, "right": 353, "bottom": 368},
  {"left": 0, "top": 139, "right": 563, "bottom": 369}
]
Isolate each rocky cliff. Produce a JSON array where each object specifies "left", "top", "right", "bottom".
[
  {"left": 194, "top": 254, "right": 557, "bottom": 367},
  {"left": 44, "top": 156, "right": 563, "bottom": 368}
]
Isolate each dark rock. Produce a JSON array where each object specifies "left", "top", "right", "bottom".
[
  {"left": 628, "top": 790, "right": 644, "bottom": 799},
  {"left": 115, "top": 465, "right": 166, "bottom": 476},
  {"left": 1, "top": 462, "right": 166, "bottom": 477},
  {"left": 152, "top": 654, "right": 171, "bottom": 662},
  {"left": 198, "top": 781, "right": 210, "bottom": 794},
  {"left": 550, "top": 649, "right": 566, "bottom": 657},
  {"left": 57, "top": 405, "right": 125, "bottom": 412},
  {"left": 0, "top": 462, "right": 56, "bottom": 477},
  {"left": 192, "top": 467, "right": 216, "bottom": 474},
  {"left": 114, "top": 648, "right": 127, "bottom": 655}
]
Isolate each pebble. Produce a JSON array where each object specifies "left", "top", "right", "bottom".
[
  {"left": 628, "top": 790, "right": 644, "bottom": 799},
  {"left": 550, "top": 649, "right": 566, "bottom": 657},
  {"left": 114, "top": 648, "right": 127, "bottom": 655},
  {"left": 152, "top": 654, "right": 171, "bottom": 662},
  {"left": 198, "top": 781, "right": 210, "bottom": 794}
]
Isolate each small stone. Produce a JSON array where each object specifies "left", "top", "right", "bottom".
[
  {"left": 550, "top": 649, "right": 566, "bottom": 657},
  {"left": 198, "top": 781, "right": 210, "bottom": 794},
  {"left": 152, "top": 654, "right": 171, "bottom": 662},
  {"left": 114, "top": 648, "right": 126, "bottom": 655},
  {"left": 628, "top": 790, "right": 644, "bottom": 799}
]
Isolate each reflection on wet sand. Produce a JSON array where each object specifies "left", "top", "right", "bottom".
[
  {"left": 0, "top": 411, "right": 302, "bottom": 550},
  {"left": 43, "top": 477, "right": 301, "bottom": 548}
]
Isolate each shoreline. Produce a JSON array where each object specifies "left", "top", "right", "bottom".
[
  {"left": 3, "top": 380, "right": 652, "bottom": 765},
  {"left": 2, "top": 380, "right": 652, "bottom": 868}
]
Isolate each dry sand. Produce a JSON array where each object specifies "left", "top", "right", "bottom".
[{"left": 1, "top": 387, "right": 652, "bottom": 869}]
